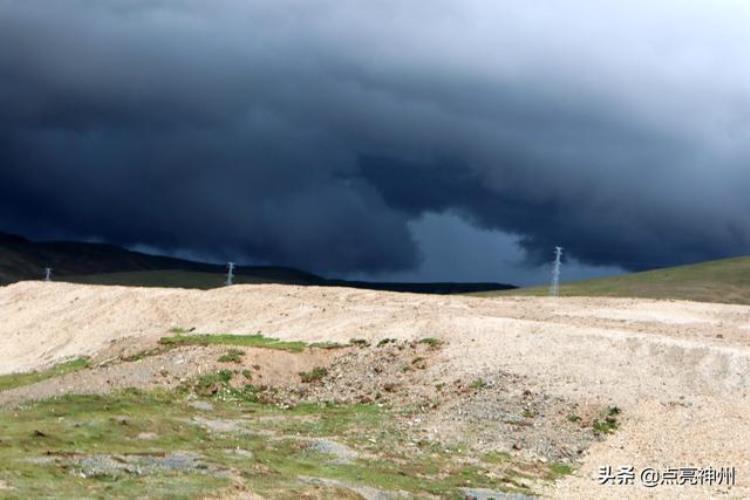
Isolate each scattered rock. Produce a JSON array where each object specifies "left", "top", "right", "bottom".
[
  {"left": 188, "top": 400, "right": 214, "bottom": 411},
  {"left": 190, "top": 416, "right": 246, "bottom": 433},
  {"left": 224, "top": 447, "right": 255, "bottom": 459},
  {"left": 299, "top": 476, "right": 410, "bottom": 500},
  {"left": 309, "top": 439, "right": 359, "bottom": 464},
  {"left": 461, "top": 487, "right": 536, "bottom": 500},
  {"left": 76, "top": 452, "right": 210, "bottom": 478}
]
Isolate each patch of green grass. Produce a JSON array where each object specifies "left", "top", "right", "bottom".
[
  {"left": 482, "top": 451, "right": 512, "bottom": 464},
  {"left": 218, "top": 349, "right": 245, "bottom": 363},
  {"left": 0, "top": 358, "right": 90, "bottom": 392},
  {"left": 469, "top": 379, "right": 488, "bottom": 390},
  {"left": 181, "top": 370, "right": 264, "bottom": 403},
  {"left": 299, "top": 367, "right": 328, "bottom": 383},
  {"left": 548, "top": 463, "right": 574, "bottom": 478},
  {"left": 592, "top": 407, "right": 621, "bottom": 435},
  {"left": 159, "top": 333, "right": 307, "bottom": 352}
]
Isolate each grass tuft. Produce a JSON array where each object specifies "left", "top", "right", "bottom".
[
  {"left": 548, "top": 463, "right": 574, "bottom": 478},
  {"left": 469, "top": 379, "right": 487, "bottom": 390},
  {"left": 592, "top": 407, "right": 621, "bottom": 435}
]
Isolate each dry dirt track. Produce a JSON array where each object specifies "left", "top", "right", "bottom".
[{"left": 1, "top": 281, "right": 750, "bottom": 499}]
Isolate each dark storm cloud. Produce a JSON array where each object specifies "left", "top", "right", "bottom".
[{"left": 1, "top": 0, "right": 750, "bottom": 274}]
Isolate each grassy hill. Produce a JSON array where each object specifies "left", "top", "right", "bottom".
[
  {"left": 0, "top": 231, "right": 320, "bottom": 288},
  {"left": 0, "top": 231, "right": 515, "bottom": 294},
  {"left": 479, "top": 256, "right": 750, "bottom": 305}
]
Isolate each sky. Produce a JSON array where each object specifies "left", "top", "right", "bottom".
[{"left": 2, "top": 0, "right": 750, "bottom": 286}]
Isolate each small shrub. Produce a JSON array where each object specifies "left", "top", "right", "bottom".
[
  {"left": 218, "top": 349, "right": 244, "bottom": 363},
  {"left": 567, "top": 414, "right": 582, "bottom": 423},
  {"left": 299, "top": 367, "right": 328, "bottom": 383},
  {"left": 593, "top": 417, "right": 618, "bottom": 435},
  {"left": 350, "top": 338, "right": 370, "bottom": 348},
  {"left": 418, "top": 337, "right": 443, "bottom": 349},
  {"left": 469, "top": 379, "right": 487, "bottom": 390},
  {"left": 192, "top": 370, "right": 234, "bottom": 397},
  {"left": 549, "top": 463, "right": 574, "bottom": 477},
  {"left": 377, "top": 338, "right": 397, "bottom": 347},
  {"left": 236, "top": 384, "right": 260, "bottom": 403}
]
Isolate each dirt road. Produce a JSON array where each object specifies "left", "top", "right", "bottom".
[{"left": 1, "top": 281, "right": 749, "bottom": 498}]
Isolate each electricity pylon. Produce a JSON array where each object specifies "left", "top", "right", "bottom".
[
  {"left": 225, "top": 262, "right": 236, "bottom": 286},
  {"left": 550, "top": 246, "right": 563, "bottom": 297}
]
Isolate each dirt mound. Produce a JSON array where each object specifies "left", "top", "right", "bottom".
[{"left": 1, "top": 281, "right": 750, "bottom": 498}]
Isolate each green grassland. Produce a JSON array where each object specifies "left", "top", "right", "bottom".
[
  {"left": 479, "top": 256, "right": 750, "bottom": 305},
  {"left": 0, "top": 374, "right": 568, "bottom": 498}
]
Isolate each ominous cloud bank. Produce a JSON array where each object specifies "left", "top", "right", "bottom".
[{"left": 1, "top": 0, "right": 750, "bottom": 279}]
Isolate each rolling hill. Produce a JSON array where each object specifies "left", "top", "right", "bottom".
[
  {"left": 0, "top": 231, "right": 514, "bottom": 294},
  {"left": 482, "top": 256, "right": 750, "bottom": 305}
]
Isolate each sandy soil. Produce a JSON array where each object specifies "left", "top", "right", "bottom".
[{"left": 1, "top": 281, "right": 749, "bottom": 498}]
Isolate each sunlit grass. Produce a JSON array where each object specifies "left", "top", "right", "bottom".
[
  {"left": 159, "top": 333, "right": 307, "bottom": 352},
  {"left": 0, "top": 358, "right": 90, "bottom": 392}
]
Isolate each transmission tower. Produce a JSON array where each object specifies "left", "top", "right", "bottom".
[
  {"left": 44, "top": 268, "right": 53, "bottom": 282},
  {"left": 225, "top": 262, "right": 236, "bottom": 286},
  {"left": 549, "top": 246, "right": 563, "bottom": 297}
]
